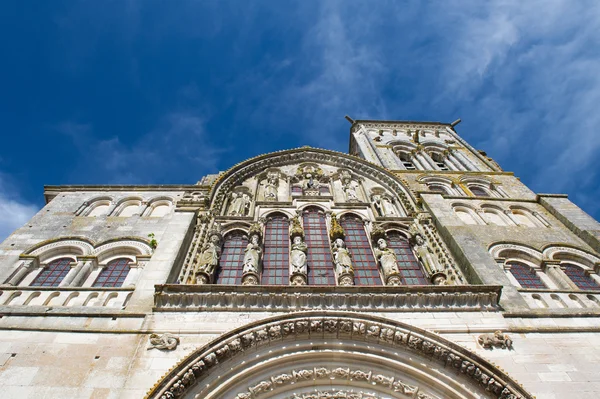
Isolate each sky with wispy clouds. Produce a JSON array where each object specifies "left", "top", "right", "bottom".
[{"left": 1, "top": 0, "right": 600, "bottom": 241}]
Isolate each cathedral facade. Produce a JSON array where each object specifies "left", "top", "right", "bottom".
[{"left": 1, "top": 119, "right": 599, "bottom": 398}]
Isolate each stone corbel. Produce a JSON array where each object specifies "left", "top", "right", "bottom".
[{"left": 4, "top": 256, "right": 38, "bottom": 286}]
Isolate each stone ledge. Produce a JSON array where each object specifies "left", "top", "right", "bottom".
[{"left": 153, "top": 284, "right": 502, "bottom": 312}]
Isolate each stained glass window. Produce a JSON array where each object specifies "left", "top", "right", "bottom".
[
  {"left": 262, "top": 215, "right": 290, "bottom": 285},
  {"left": 340, "top": 214, "right": 381, "bottom": 285},
  {"left": 31, "top": 257, "right": 73, "bottom": 287},
  {"left": 563, "top": 264, "right": 600, "bottom": 290},
  {"left": 303, "top": 207, "right": 335, "bottom": 285},
  {"left": 93, "top": 258, "right": 131, "bottom": 288},
  {"left": 215, "top": 231, "right": 247, "bottom": 285},
  {"left": 387, "top": 231, "right": 430, "bottom": 285},
  {"left": 507, "top": 262, "right": 546, "bottom": 289}
]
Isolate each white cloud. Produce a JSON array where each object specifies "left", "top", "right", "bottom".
[{"left": 0, "top": 175, "right": 39, "bottom": 243}]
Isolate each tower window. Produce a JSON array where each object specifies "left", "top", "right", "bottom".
[
  {"left": 262, "top": 215, "right": 290, "bottom": 285},
  {"left": 387, "top": 232, "right": 429, "bottom": 285},
  {"left": 93, "top": 258, "right": 131, "bottom": 288},
  {"left": 31, "top": 258, "right": 72, "bottom": 287},
  {"left": 340, "top": 214, "right": 381, "bottom": 285},
  {"left": 507, "top": 262, "right": 546, "bottom": 289},
  {"left": 215, "top": 232, "right": 247, "bottom": 285},
  {"left": 303, "top": 208, "right": 335, "bottom": 285},
  {"left": 398, "top": 153, "right": 416, "bottom": 170},
  {"left": 469, "top": 186, "right": 488, "bottom": 197},
  {"left": 563, "top": 264, "right": 600, "bottom": 291}
]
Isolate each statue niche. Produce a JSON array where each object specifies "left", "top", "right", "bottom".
[
  {"left": 242, "top": 222, "right": 263, "bottom": 285},
  {"left": 292, "top": 163, "right": 330, "bottom": 196},
  {"left": 329, "top": 213, "right": 354, "bottom": 286},
  {"left": 227, "top": 187, "right": 252, "bottom": 217},
  {"left": 371, "top": 225, "right": 402, "bottom": 286},
  {"left": 259, "top": 170, "right": 282, "bottom": 202},
  {"left": 193, "top": 223, "right": 223, "bottom": 285},
  {"left": 337, "top": 169, "right": 363, "bottom": 203},
  {"left": 371, "top": 187, "right": 400, "bottom": 217},
  {"left": 289, "top": 214, "right": 308, "bottom": 285}
]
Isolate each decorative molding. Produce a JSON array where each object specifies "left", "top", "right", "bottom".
[
  {"left": 29, "top": 239, "right": 94, "bottom": 257},
  {"left": 145, "top": 311, "right": 531, "bottom": 399},
  {"left": 233, "top": 367, "right": 433, "bottom": 399},
  {"left": 153, "top": 285, "right": 501, "bottom": 312},
  {"left": 92, "top": 240, "right": 153, "bottom": 256}
]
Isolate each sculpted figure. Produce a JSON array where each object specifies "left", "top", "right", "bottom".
[
  {"left": 228, "top": 192, "right": 251, "bottom": 216},
  {"left": 478, "top": 331, "right": 513, "bottom": 349},
  {"left": 243, "top": 233, "right": 262, "bottom": 274},
  {"left": 264, "top": 175, "right": 278, "bottom": 201},
  {"left": 290, "top": 235, "right": 308, "bottom": 275},
  {"left": 303, "top": 173, "right": 319, "bottom": 190},
  {"left": 195, "top": 234, "right": 221, "bottom": 282},
  {"left": 332, "top": 238, "right": 354, "bottom": 283},
  {"left": 414, "top": 234, "right": 446, "bottom": 284},
  {"left": 374, "top": 238, "right": 401, "bottom": 284},
  {"left": 343, "top": 182, "right": 360, "bottom": 202},
  {"left": 373, "top": 194, "right": 397, "bottom": 216}
]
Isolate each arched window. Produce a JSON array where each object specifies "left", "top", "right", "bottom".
[
  {"left": 398, "top": 152, "right": 416, "bottom": 170},
  {"left": 387, "top": 232, "right": 429, "bottom": 285},
  {"left": 428, "top": 184, "right": 448, "bottom": 194},
  {"left": 215, "top": 231, "right": 247, "bottom": 285},
  {"left": 563, "top": 264, "right": 600, "bottom": 290},
  {"left": 118, "top": 203, "right": 140, "bottom": 217},
  {"left": 340, "top": 214, "right": 381, "bottom": 285},
  {"left": 31, "top": 258, "right": 73, "bottom": 287},
  {"left": 88, "top": 204, "right": 110, "bottom": 217},
  {"left": 93, "top": 258, "right": 131, "bottom": 288},
  {"left": 149, "top": 204, "right": 170, "bottom": 217},
  {"left": 430, "top": 153, "right": 449, "bottom": 171},
  {"left": 262, "top": 215, "right": 290, "bottom": 285},
  {"left": 469, "top": 186, "right": 488, "bottom": 197},
  {"left": 507, "top": 262, "right": 546, "bottom": 288},
  {"left": 303, "top": 208, "right": 335, "bottom": 285}
]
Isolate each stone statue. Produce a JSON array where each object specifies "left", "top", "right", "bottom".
[
  {"left": 373, "top": 194, "right": 397, "bottom": 217},
  {"left": 332, "top": 238, "right": 354, "bottom": 286},
  {"left": 290, "top": 235, "right": 308, "bottom": 275},
  {"left": 147, "top": 333, "right": 180, "bottom": 351},
  {"left": 243, "top": 233, "right": 262, "bottom": 275},
  {"left": 343, "top": 182, "right": 360, "bottom": 202},
  {"left": 228, "top": 192, "right": 251, "bottom": 216},
  {"left": 195, "top": 233, "right": 221, "bottom": 284},
  {"left": 413, "top": 234, "right": 446, "bottom": 285},
  {"left": 303, "top": 173, "right": 319, "bottom": 190},
  {"left": 374, "top": 238, "right": 401, "bottom": 285},
  {"left": 263, "top": 174, "right": 278, "bottom": 202}
]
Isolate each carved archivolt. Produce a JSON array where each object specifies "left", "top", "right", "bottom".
[
  {"left": 543, "top": 246, "right": 600, "bottom": 267},
  {"left": 489, "top": 243, "right": 543, "bottom": 263},
  {"left": 25, "top": 237, "right": 153, "bottom": 261},
  {"left": 28, "top": 238, "right": 94, "bottom": 258},
  {"left": 234, "top": 366, "right": 431, "bottom": 399},
  {"left": 145, "top": 312, "right": 532, "bottom": 399},
  {"left": 208, "top": 148, "right": 418, "bottom": 217},
  {"left": 92, "top": 239, "right": 153, "bottom": 256}
]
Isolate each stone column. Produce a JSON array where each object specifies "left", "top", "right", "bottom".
[
  {"left": 409, "top": 150, "right": 425, "bottom": 170},
  {"left": 442, "top": 151, "right": 460, "bottom": 171},
  {"left": 532, "top": 211, "right": 551, "bottom": 227},
  {"left": 452, "top": 149, "right": 479, "bottom": 171},
  {"left": 503, "top": 210, "right": 520, "bottom": 226},
  {"left": 70, "top": 258, "right": 96, "bottom": 287},
  {"left": 5, "top": 258, "right": 37, "bottom": 286},
  {"left": 446, "top": 152, "right": 466, "bottom": 171},
  {"left": 415, "top": 152, "right": 435, "bottom": 170},
  {"left": 60, "top": 260, "right": 83, "bottom": 287},
  {"left": 542, "top": 260, "right": 579, "bottom": 290}
]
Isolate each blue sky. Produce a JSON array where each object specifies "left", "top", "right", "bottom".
[{"left": 1, "top": 1, "right": 600, "bottom": 241}]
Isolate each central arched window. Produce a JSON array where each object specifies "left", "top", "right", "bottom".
[
  {"left": 340, "top": 214, "right": 381, "bottom": 285},
  {"left": 303, "top": 208, "right": 335, "bottom": 285},
  {"left": 507, "top": 261, "right": 546, "bottom": 289},
  {"left": 31, "top": 258, "right": 73, "bottom": 287},
  {"left": 262, "top": 214, "right": 290, "bottom": 285},
  {"left": 93, "top": 258, "right": 131, "bottom": 288},
  {"left": 469, "top": 186, "right": 488, "bottom": 197},
  {"left": 387, "top": 232, "right": 429, "bottom": 285},
  {"left": 215, "top": 231, "right": 247, "bottom": 285},
  {"left": 563, "top": 264, "right": 600, "bottom": 290}
]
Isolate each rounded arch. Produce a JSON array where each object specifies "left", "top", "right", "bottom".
[
  {"left": 221, "top": 222, "right": 252, "bottom": 237},
  {"left": 208, "top": 147, "right": 419, "bottom": 217},
  {"left": 92, "top": 237, "right": 153, "bottom": 263},
  {"left": 145, "top": 312, "right": 533, "bottom": 399},
  {"left": 488, "top": 242, "right": 543, "bottom": 265},
  {"left": 542, "top": 245, "right": 600, "bottom": 269},
  {"left": 25, "top": 237, "right": 94, "bottom": 262},
  {"left": 111, "top": 196, "right": 144, "bottom": 217}
]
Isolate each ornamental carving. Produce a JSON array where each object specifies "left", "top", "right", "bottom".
[
  {"left": 478, "top": 331, "right": 513, "bottom": 350},
  {"left": 147, "top": 313, "right": 531, "bottom": 399},
  {"left": 147, "top": 333, "right": 180, "bottom": 351}
]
